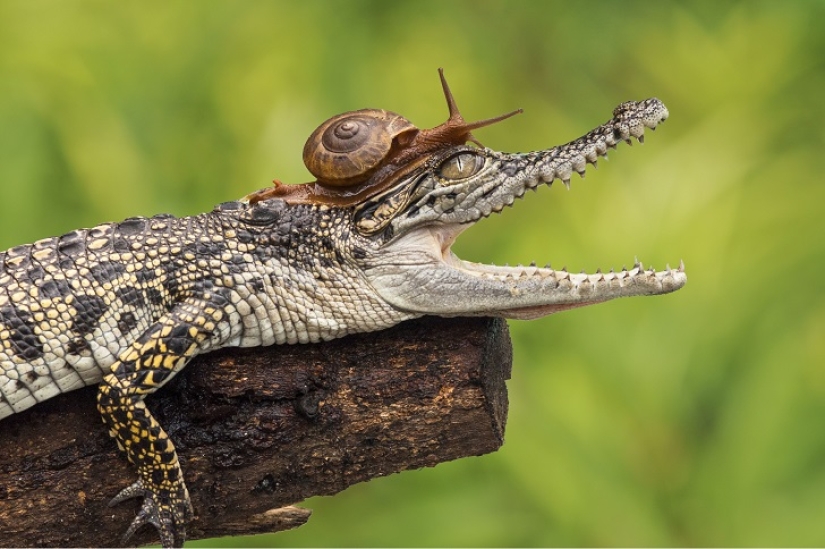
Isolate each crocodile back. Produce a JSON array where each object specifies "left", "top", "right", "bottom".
[{"left": 0, "top": 214, "right": 192, "bottom": 419}]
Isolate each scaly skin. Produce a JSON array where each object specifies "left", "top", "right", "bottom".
[{"left": 0, "top": 96, "right": 684, "bottom": 547}]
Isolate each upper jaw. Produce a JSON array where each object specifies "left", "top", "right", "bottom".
[{"left": 391, "top": 98, "right": 670, "bottom": 234}]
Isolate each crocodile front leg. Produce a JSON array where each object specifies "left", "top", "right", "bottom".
[{"left": 97, "top": 299, "right": 223, "bottom": 547}]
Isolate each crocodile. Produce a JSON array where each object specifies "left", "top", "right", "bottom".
[{"left": 0, "top": 72, "right": 685, "bottom": 547}]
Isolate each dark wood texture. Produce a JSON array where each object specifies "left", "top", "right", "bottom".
[{"left": 0, "top": 316, "right": 512, "bottom": 547}]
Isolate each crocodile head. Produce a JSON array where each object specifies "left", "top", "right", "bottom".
[{"left": 249, "top": 72, "right": 686, "bottom": 320}]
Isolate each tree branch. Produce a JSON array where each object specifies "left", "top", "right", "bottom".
[{"left": 0, "top": 317, "right": 512, "bottom": 547}]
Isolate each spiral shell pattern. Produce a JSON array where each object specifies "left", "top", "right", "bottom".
[{"left": 303, "top": 109, "right": 417, "bottom": 187}]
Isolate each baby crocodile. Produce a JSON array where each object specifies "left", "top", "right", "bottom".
[{"left": 0, "top": 72, "right": 685, "bottom": 547}]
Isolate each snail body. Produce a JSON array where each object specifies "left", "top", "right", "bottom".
[{"left": 247, "top": 69, "right": 521, "bottom": 206}]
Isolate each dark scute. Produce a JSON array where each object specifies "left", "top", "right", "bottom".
[
  {"left": 112, "top": 237, "right": 131, "bottom": 253},
  {"left": 57, "top": 231, "right": 85, "bottom": 256},
  {"left": 71, "top": 294, "right": 109, "bottom": 336},
  {"left": 131, "top": 436, "right": 152, "bottom": 454},
  {"left": 87, "top": 224, "right": 114, "bottom": 239},
  {"left": 213, "top": 201, "right": 244, "bottom": 212},
  {"left": 135, "top": 267, "right": 158, "bottom": 284},
  {"left": 58, "top": 256, "right": 76, "bottom": 270},
  {"left": 116, "top": 217, "right": 148, "bottom": 236},
  {"left": 27, "top": 266, "right": 46, "bottom": 281},
  {"left": 351, "top": 246, "right": 367, "bottom": 260},
  {"left": 239, "top": 199, "right": 287, "bottom": 226},
  {"left": 145, "top": 287, "right": 165, "bottom": 306},
  {"left": 151, "top": 468, "right": 166, "bottom": 487},
  {"left": 249, "top": 277, "right": 265, "bottom": 293},
  {"left": 38, "top": 278, "right": 72, "bottom": 300},
  {"left": 208, "top": 286, "right": 232, "bottom": 308},
  {"left": 66, "top": 337, "right": 90, "bottom": 355},
  {"left": 192, "top": 240, "right": 226, "bottom": 257},
  {"left": 115, "top": 285, "right": 147, "bottom": 308},
  {"left": 166, "top": 323, "right": 196, "bottom": 355},
  {"left": 0, "top": 306, "right": 44, "bottom": 360},
  {"left": 236, "top": 229, "right": 254, "bottom": 244},
  {"left": 160, "top": 274, "right": 181, "bottom": 299},
  {"left": 117, "top": 311, "right": 139, "bottom": 334},
  {"left": 89, "top": 261, "right": 127, "bottom": 284}
]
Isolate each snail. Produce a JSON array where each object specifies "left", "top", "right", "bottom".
[
  {"left": 302, "top": 108, "right": 417, "bottom": 188},
  {"left": 248, "top": 69, "right": 521, "bottom": 206}
]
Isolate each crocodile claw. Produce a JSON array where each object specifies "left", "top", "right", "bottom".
[{"left": 110, "top": 478, "right": 192, "bottom": 548}]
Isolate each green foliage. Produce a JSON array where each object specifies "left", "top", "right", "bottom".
[{"left": 1, "top": 1, "right": 824, "bottom": 546}]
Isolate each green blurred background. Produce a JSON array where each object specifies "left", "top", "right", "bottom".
[{"left": 1, "top": 1, "right": 824, "bottom": 546}]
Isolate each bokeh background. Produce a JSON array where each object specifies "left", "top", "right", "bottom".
[{"left": 1, "top": 1, "right": 824, "bottom": 546}]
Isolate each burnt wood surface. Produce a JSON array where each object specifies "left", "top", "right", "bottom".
[{"left": 0, "top": 316, "right": 512, "bottom": 547}]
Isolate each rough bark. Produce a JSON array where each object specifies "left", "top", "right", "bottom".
[{"left": 0, "top": 316, "right": 512, "bottom": 547}]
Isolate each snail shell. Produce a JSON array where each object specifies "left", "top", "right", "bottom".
[{"left": 303, "top": 109, "right": 418, "bottom": 187}]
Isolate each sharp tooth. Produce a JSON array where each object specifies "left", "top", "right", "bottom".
[
  {"left": 544, "top": 263, "right": 552, "bottom": 269},
  {"left": 625, "top": 138, "right": 633, "bottom": 146},
  {"left": 563, "top": 179, "right": 571, "bottom": 189},
  {"left": 529, "top": 261, "right": 536, "bottom": 267},
  {"left": 679, "top": 259, "right": 685, "bottom": 272},
  {"left": 638, "top": 134, "right": 645, "bottom": 144}
]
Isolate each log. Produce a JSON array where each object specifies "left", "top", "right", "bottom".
[{"left": 0, "top": 316, "right": 512, "bottom": 547}]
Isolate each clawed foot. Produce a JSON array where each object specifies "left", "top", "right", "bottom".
[{"left": 109, "top": 478, "right": 193, "bottom": 548}]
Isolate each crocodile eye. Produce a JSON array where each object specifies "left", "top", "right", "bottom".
[{"left": 437, "top": 152, "right": 484, "bottom": 180}]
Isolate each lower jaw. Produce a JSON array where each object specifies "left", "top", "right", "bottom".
[{"left": 495, "top": 300, "right": 604, "bottom": 320}]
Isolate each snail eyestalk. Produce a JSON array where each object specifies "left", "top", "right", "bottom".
[{"left": 425, "top": 67, "right": 523, "bottom": 148}]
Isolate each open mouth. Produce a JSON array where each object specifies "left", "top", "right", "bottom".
[
  {"left": 434, "top": 102, "right": 684, "bottom": 318},
  {"left": 425, "top": 220, "right": 686, "bottom": 319},
  {"left": 372, "top": 97, "right": 685, "bottom": 320}
]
